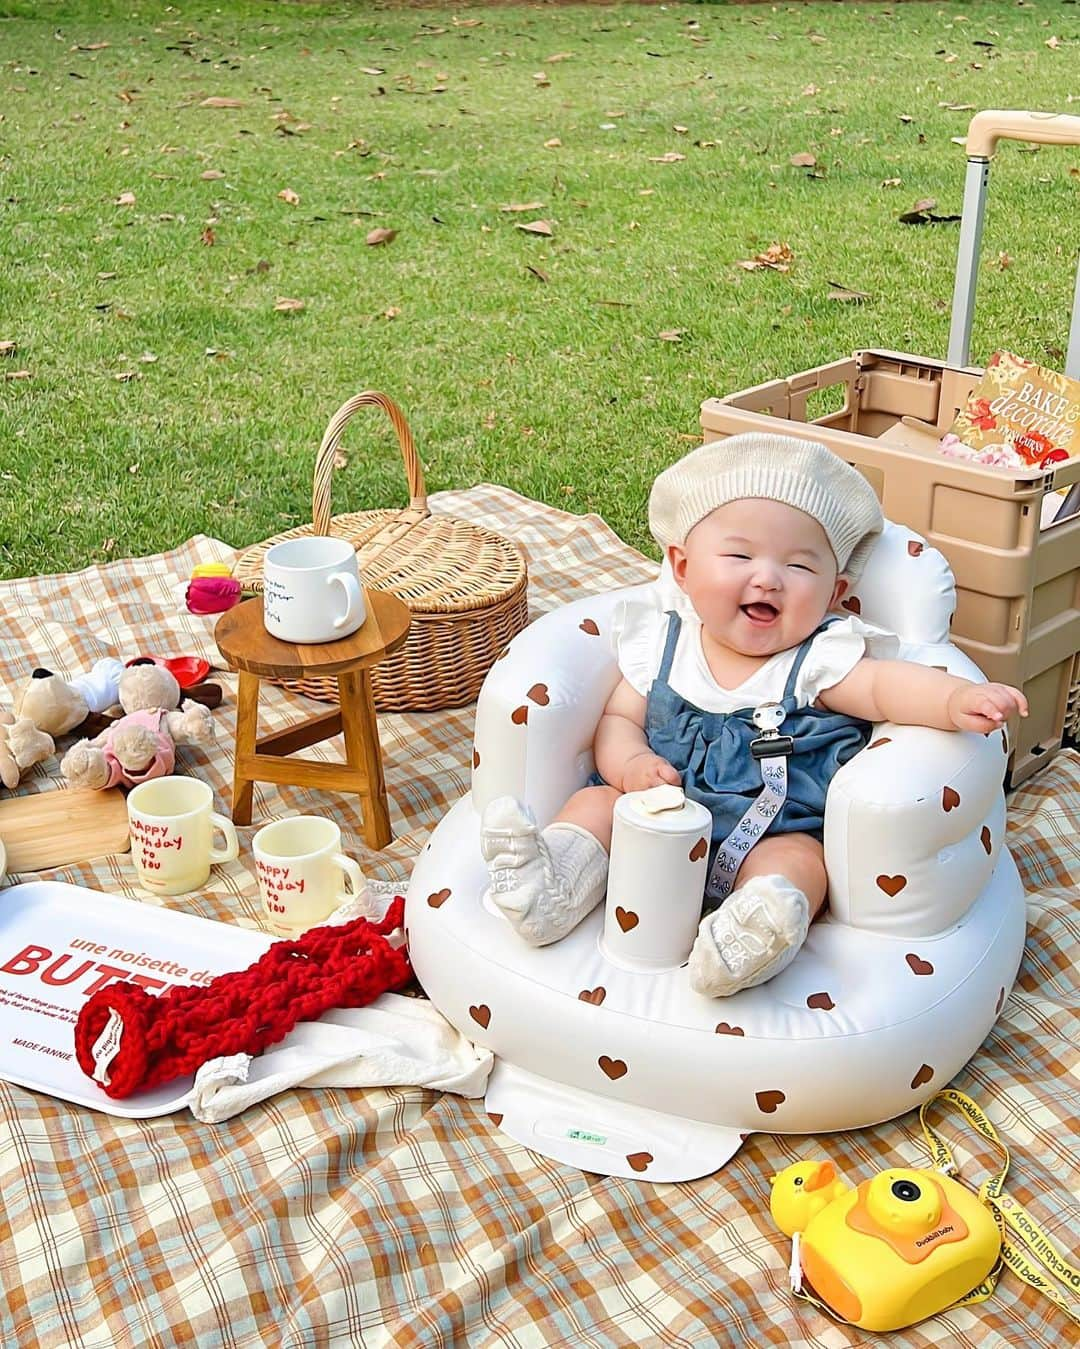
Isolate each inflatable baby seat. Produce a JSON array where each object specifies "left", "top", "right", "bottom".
[{"left": 406, "top": 522, "right": 1025, "bottom": 1181}]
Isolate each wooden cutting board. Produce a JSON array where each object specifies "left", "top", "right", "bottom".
[{"left": 0, "top": 788, "right": 130, "bottom": 875}]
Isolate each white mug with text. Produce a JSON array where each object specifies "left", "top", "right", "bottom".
[
  {"left": 262, "top": 536, "right": 366, "bottom": 644},
  {"left": 127, "top": 776, "right": 240, "bottom": 896},
  {"left": 252, "top": 815, "right": 365, "bottom": 935}
]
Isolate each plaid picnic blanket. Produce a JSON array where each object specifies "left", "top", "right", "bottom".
[{"left": 0, "top": 484, "right": 1077, "bottom": 1348}]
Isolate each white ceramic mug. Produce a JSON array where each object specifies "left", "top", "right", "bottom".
[
  {"left": 262, "top": 536, "right": 366, "bottom": 644},
  {"left": 127, "top": 776, "right": 240, "bottom": 896},
  {"left": 252, "top": 815, "right": 364, "bottom": 935}
]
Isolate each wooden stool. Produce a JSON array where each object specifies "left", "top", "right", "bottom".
[{"left": 215, "top": 592, "right": 411, "bottom": 849}]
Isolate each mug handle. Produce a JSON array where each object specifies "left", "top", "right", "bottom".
[
  {"left": 332, "top": 852, "right": 365, "bottom": 898},
  {"left": 329, "top": 572, "right": 365, "bottom": 632},
  {"left": 209, "top": 811, "right": 240, "bottom": 863}
]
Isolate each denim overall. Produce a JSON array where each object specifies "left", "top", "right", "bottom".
[{"left": 592, "top": 613, "right": 872, "bottom": 894}]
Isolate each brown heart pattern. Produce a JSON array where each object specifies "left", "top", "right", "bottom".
[
  {"left": 868, "top": 737, "right": 892, "bottom": 750},
  {"left": 511, "top": 705, "right": 528, "bottom": 726},
  {"left": 981, "top": 826, "right": 992, "bottom": 855},
  {"left": 579, "top": 986, "right": 606, "bottom": 1005},
  {"left": 806, "top": 992, "right": 835, "bottom": 1011},
  {"left": 599, "top": 1055, "right": 628, "bottom": 1080},
  {"left": 910, "top": 1063, "right": 934, "bottom": 1089},
  {"left": 615, "top": 906, "right": 639, "bottom": 933},
  {"left": 579, "top": 618, "right": 600, "bottom": 636},
  {"left": 942, "top": 786, "right": 961, "bottom": 812},
  {"left": 527, "top": 683, "right": 550, "bottom": 706},
  {"left": 627, "top": 1151, "right": 653, "bottom": 1174},
  {"left": 472, "top": 749, "right": 480, "bottom": 769},
  {"left": 689, "top": 837, "right": 708, "bottom": 862},
  {"left": 905, "top": 953, "right": 934, "bottom": 976},
  {"left": 714, "top": 1022, "right": 744, "bottom": 1036},
  {"left": 755, "top": 1090, "right": 786, "bottom": 1115},
  {"left": 488, "top": 1112, "right": 503, "bottom": 1127},
  {"left": 907, "top": 540, "right": 924, "bottom": 557},
  {"left": 427, "top": 888, "right": 451, "bottom": 909},
  {"left": 876, "top": 874, "right": 907, "bottom": 897},
  {"left": 841, "top": 596, "right": 861, "bottom": 615},
  {"left": 469, "top": 1004, "right": 492, "bottom": 1030}
]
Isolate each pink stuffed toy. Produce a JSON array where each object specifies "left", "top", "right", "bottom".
[{"left": 61, "top": 703, "right": 214, "bottom": 791}]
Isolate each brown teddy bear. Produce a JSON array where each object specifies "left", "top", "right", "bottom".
[
  {"left": 1, "top": 659, "right": 220, "bottom": 790},
  {"left": 60, "top": 702, "right": 215, "bottom": 790}
]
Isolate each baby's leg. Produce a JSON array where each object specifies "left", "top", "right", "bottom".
[
  {"left": 480, "top": 786, "right": 617, "bottom": 946},
  {"left": 688, "top": 833, "right": 825, "bottom": 998}
]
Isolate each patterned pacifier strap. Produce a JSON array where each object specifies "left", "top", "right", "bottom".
[{"left": 706, "top": 702, "right": 794, "bottom": 903}]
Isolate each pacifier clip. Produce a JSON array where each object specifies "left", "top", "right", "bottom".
[
  {"left": 705, "top": 701, "right": 794, "bottom": 902},
  {"left": 74, "top": 899, "right": 411, "bottom": 1100}
]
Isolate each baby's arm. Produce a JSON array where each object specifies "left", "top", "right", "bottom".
[
  {"left": 818, "top": 658, "right": 1028, "bottom": 734},
  {"left": 594, "top": 678, "right": 681, "bottom": 791}
]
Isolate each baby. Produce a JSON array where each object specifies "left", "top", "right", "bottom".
[{"left": 480, "top": 432, "right": 1028, "bottom": 998}]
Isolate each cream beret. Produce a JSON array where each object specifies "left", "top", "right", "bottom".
[{"left": 648, "top": 432, "right": 884, "bottom": 579}]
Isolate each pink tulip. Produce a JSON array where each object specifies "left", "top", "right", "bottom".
[{"left": 186, "top": 576, "right": 243, "bottom": 615}]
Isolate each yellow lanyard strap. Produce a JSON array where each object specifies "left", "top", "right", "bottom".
[{"left": 919, "top": 1088, "right": 1080, "bottom": 1323}]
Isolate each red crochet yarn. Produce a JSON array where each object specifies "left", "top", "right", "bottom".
[{"left": 74, "top": 898, "right": 411, "bottom": 1100}]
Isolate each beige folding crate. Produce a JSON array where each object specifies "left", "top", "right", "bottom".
[{"left": 701, "top": 110, "right": 1080, "bottom": 787}]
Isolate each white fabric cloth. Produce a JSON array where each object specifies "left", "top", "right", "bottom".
[
  {"left": 189, "top": 993, "right": 494, "bottom": 1123},
  {"left": 188, "top": 886, "right": 493, "bottom": 1123},
  {"left": 611, "top": 591, "right": 899, "bottom": 711}
]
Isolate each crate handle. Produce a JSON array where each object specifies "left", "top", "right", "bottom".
[
  {"left": 312, "top": 391, "right": 429, "bottom": 537},
  {"left": 966, "top": 109, "right": 1080, "bottom": 159}
]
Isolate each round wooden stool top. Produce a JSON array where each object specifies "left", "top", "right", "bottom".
[{"left": 215, "top": 591, "right": 411, "bottom": 680}]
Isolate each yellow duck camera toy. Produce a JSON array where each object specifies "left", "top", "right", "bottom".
[{"left": 770, "top": 1159, "right": 1001, "bottom": 1332}]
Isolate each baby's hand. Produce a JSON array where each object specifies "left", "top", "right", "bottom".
[
  {"left": 621, "top": 751, "right": 681, "bottom": 794},
  {"left": 947, "top": 682, "right": 1029, "bottom": 734}
]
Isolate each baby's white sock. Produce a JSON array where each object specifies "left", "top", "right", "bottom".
[
  {"left": 481, "top": 796, "right": 608, "bottom": 946},
  {"left": 687, "top": 874, "right": 810, "bottom": 998}
]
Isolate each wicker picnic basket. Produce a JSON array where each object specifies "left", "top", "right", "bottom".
[{"left": 234, "top": 391, "right": 530, "bottom": 711}]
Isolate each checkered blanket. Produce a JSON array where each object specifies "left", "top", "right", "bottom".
[{"left": 1, "top": 485, "right": 1076, "bottom": 1347}]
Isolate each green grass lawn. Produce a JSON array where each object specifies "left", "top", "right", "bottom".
[{"left": 1, "top": 0, "right": 1077, "bottom": 577}]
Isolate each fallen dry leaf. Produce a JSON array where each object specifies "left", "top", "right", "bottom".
[
  {"left": 277, "top": 187, "right": 300, "bottom": 206},
  {"left": 74, "top": 41, "right": 110, "bottom": 51},
  {"left": 201, "top": 169, "right": 225, "bottom": 180},
  {"left": 113, "top": 370, "right": 138, "bottom": 382},
  {"left": 881, "top": 177, "right": 903, "bottom": 188},
  {"left": 4, "top": 369, "right": 31, "bottom": 380},
  {"left": 790, "top": 152, "right": 817, "bottom": 168},
  {"left": 115, "top": 191, "right": 136, "bottom": 206},
  {"left": 1046, "top": 36, "right": 1061, "bottom": 51},
  {"left": 543, "top": 137, "right": 562, "bottom": 149},
  {"left": 997, "top": 251, "right": 1013, "bottom": 270},
  {"left": 546, "top": 52, "right": 573, "bottom": 63},
  {"left": 516, "top": 219, "right": 553, "bottom": 237},
  {"left": 827, "top": 281, "right": 871, "bottom": 302},
  {"left": 0, "top": 340, "right": 15, "bottom": 356},
  {"left": 736, "top": 241, "right": 795, "bottom": 272},
  {"left": 500, "top": 201, "right": 545, "bottom": 213},
  {"left": 382, "top": 306, "right": 401, "bottom": 320},
  {"left": 138, "top": 351, "right": 157, "bottom": 364},
  {"left": 274, "top": 297, "right": 305, "bottom": 313},
  {"left": 359, "top": 67, "right": 385, "bottom": 76},
  {"left": 526, "top": 265, "right": 549, "bottom": 283},
  {"left": 673, "top": 124, "right": 688, "bottom": 135},
  {"left": 366, "top": 227, "right": 397, "bottom": 246},
  {"left": 649, "top": 152, "right": 686, "bottom": 164},
  {"left": 802, "top": 83, "right": 819, "bottom": 96},
  {"left": 200, "top": 96, "right": 244, "bottom": 109},
  {"left": 333, "top": 448, "right": 348, "bottom": 469},
  {"left": 899, "top": 196, "right": 961, "bottom": 225},
  {"left": 657, "top": 329, "right": 685, "bottom": 342},
  {"left": 200, "top": 226, "right": 215, "bottom": 246},
  {"left": 97, "top": 270, "right": 117, "bottom": 280},
  {"left": 533, "top": 72, "right": 551, "bottom": 88}
]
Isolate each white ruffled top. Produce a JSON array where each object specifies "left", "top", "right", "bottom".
[{"left": 612, "top": 589, "right": 900, "bottom": 714}]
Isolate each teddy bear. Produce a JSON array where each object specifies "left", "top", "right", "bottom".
[
  {"left": 60, "top": 702, "right": 215, "bottom": 790},
  {"left": 1, "top": 658, "right": 220, "bottom": 790}
]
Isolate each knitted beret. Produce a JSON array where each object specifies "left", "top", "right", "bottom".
[{"left": 649, "top": 432, "right": 884, "bottom": 579}]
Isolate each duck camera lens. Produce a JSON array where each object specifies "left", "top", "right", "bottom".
[{"left": 891, "top": 1180, "right": 921, "bottom": 1203}]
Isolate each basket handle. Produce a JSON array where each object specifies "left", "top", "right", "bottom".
[{"left": 312, "top": 391, "right": 429, "bottom": 537}]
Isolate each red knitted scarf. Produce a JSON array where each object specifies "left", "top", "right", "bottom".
[{"left": 74, "top": 898, "right": 411, "bottom": 1100}]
